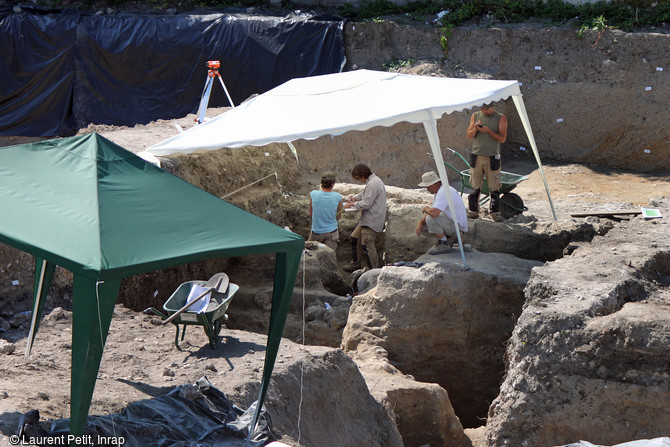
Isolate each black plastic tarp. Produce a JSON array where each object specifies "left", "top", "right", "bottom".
[
  {"left": 0, "top": 7, "right": 345, "bottom": 136},
  {"left": 17, "top": 377, "right": 275, "bottom": 446}
]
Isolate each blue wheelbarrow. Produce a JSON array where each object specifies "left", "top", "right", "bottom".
[
  {"left": 430, "top": 149, "right": 529, "bottom": 219},
  {"left": 144, "top": 273, "right": 238, "bottom": 349}
]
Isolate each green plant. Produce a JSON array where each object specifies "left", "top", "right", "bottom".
[
  {"left": 440, "top": 23, "right": 454, "bottom": 54},
  {"left": 430, "top": 0, "right": 668, "bottom": 30},
  {"left": 383, "top": 58, "right": 416, "bottom": 71},
  {"left": 355, "top": 0, "right": 402, "bottom": 20},
  {"left": 338, "top": 2, "right": 357, "bottom": 19},
  {"left": 592, "top": 14, "right": 609, "bottom": 30},
  {"left": 576, "top": 14, "right": 614, "bottom": 46}
]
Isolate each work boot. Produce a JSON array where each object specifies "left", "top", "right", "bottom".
[
  {"left": 446, "top": 235, "right": 458, "bottom": 248},
  {"left": 428, "top": 240, "right": 451, "bottom": 255},
  {"left": 343, "top": 262, "right": 361, "bottom": 273},
  {"left": 489, "top": 190, "right": 501, "bottom": 213},
  {"left": 350, "top": 237, "right": 359, "bottom": 264},
  {"left": 489, "top": 190, "right": 503, "bottom": 221},
  {"left": 490, "top": 212, "right": 504, "bottom": 222},
  {"left": 468, "top": 189, "right": 480, "bottom": 219}
]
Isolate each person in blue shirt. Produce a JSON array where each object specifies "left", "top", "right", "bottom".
[{"left": 308, "top": 171, "right": 343, "bottom": 252}]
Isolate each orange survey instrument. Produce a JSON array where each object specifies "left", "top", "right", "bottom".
[{"left": 195, "top": 60, "right": 235, "bottom": 124}]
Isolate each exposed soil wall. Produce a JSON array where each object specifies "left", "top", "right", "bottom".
[
  {"left": 344, "top": 22, "right": 670, "bottom": 173},
  {"left": 486, "top": 198, "right": 670, "bottom": 446}
]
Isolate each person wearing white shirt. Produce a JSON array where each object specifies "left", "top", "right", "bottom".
[{"left": 415, "top": 171, "right": 468, "bottom": 255}]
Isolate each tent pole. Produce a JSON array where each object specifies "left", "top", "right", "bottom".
[
  {"left": 287, "top": 141, "right": 299, "bottom": 163},
  {"left": 423, "top": 119, "right": 469, "bottom": 269},
  {"left": 247, "top": 248, "right": 303, "bottom": 440},
  {"left": 25, "top": 258, "right": 56, "bottom": 357},
  {"left": 511, "top": 95, "right": 557, "bottom": 220},
  {"left": 69, "top": 276, "right": 121, "bottom": 436}
]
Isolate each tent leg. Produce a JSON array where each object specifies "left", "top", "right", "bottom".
[
  {"left": 247, "top": 249, "right": 302, "bottom": 440},
  {"left": 423, "top": 119, "right": 469, "bottom": 269},
  {"left": 25, "top": 258, "right": 56, "bottom": 357},
  {"left": 69, "top": 277, "right": 121, "bottom": 436},
  {"left": 511, "top": 94, "right": 557, "bottom": 220}
]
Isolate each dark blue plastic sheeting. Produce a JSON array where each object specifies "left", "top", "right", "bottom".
[
  {"left": 18, "top": 377, "right": 275, "bottom": 446},
  {"left": 0, "top": 7, "right": 345, "bottom": 136}
]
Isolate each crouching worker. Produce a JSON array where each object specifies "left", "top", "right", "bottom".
[
  {"left": 416, "top": 171, "right": 468, "bottom": 255},
  {"left": 308, "top": 171, "right": 343, "bottom": 252}
]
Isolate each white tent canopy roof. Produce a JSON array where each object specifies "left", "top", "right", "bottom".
[{"left": 147, "top": 69, "right": 522, "bottom": 154}]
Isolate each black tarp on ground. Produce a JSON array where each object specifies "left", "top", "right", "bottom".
[
  {"left": 0, "top": 6, "right": 345, "bottom": 137},
  {"left": 17, "top": 377, "right": 275, "bottom": 446}
]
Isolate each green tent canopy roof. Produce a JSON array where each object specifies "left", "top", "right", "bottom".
[
  {"left": 1, "top": 133, "right": 303, "bottom": 436},
  {"left": 0, "top": 133, "right": 304, "bottom": 279}
]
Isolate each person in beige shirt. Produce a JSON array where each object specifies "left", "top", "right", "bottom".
[{"left": 343, "top": 163, "right": 387, "bottom": 271}]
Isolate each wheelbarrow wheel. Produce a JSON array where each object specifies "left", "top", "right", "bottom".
[
  {"left": 500, "top": 193, "right": 527, "bottom": 219},
  {"left": 207, "top": 319, "right": 222, "bottom": 349}
]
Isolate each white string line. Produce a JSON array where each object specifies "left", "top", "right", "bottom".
[
  {"left": 296, "top": 250, "right": 307, "bottom": 445},
  {"left": 220, "top": 172, "right": 277, "bottom": 199}
]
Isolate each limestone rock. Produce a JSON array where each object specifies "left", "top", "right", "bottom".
[
  {"left": 486, "top": 199, "right": 670, "bottom": 446},
  {"left": 9, "top": 311, "right": 30, "bottom": 328},
  {"left": 349, "top": 345, "right": 470, "bottom": 447},
  {"left": 303, "top": 243, "right": 350, "bottom": 295},
  {"left": 262, "top": 346, "right": 404, "bottom": 447},
  {"left": 342, "top": 251, "right": 541, "bottom": 427},
  {"left": 354, "top": 268, "right": 382, "bottom": 294},
  {"left": 0, "top": 340, "right": 16, "bottom": 355}
]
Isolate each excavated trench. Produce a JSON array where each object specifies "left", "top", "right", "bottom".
[
  {"left": 153, "top": 148, "right": 620, "bottom": 430},
  {"left": 219, "top": 199, "right": 587, "bottom": 428},
  {"left": 2, "top": 17, "right": 670, "bottom": 445},
  {"left": 335, "top": 248, "right": 542, "bottom": 429}
]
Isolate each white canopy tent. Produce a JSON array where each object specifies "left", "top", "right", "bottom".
[{"left": 147, "top": 69, "right": 556, "bottom": 267}]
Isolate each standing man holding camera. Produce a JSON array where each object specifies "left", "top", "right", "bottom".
[{"left": 466, "top": 102, "right": 508, "bottom": 222}]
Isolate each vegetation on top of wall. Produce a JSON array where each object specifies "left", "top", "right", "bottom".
[
  {"left": 19, "top": 0, "right": 670, "bottom": 33},
  {"left": 339, "top": 0, "right": 670, "bottom": 32}
]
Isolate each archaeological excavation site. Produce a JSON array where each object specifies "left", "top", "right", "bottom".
[{"left": 1, "top": 7, "right": 669, "bottom": 447}]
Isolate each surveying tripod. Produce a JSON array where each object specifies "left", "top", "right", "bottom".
[{"left": 195, "top": 60, "right": 235, "bottom": 124}]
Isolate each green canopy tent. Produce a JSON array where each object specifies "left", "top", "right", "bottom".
[{"left": 0, "top": 133, "right": 304, "bottom": 436}]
